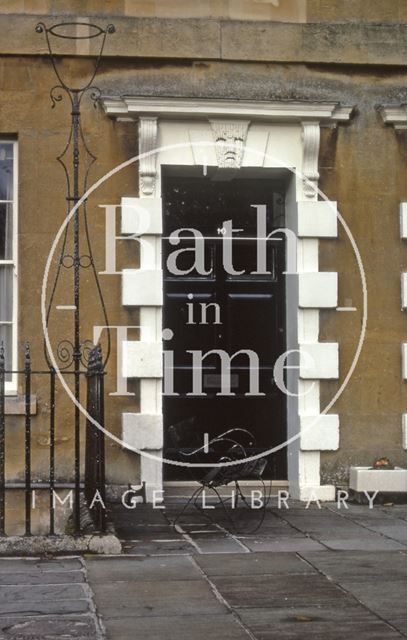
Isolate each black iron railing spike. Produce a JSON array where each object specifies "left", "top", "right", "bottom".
[{"left": 24, "top": 342, "right": 31, "bottom": 368}]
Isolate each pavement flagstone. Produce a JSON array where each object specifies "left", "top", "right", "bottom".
[
  {"left": 0, "top": 556, "right": 102, "bottom": 639},
  {"left": 3, "top": 501, "right": 407, "bottom": 638}
]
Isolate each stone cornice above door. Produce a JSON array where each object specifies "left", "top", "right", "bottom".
[
  {"left": 101, "top": 96, "right": 354, "bottom": 198},
  {"left": 101, "top": 96, "right": 354, "bottom": 124}
]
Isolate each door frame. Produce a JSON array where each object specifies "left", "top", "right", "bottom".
[{"left": 102, "top": 96, "right": 349, "bottom": 501}]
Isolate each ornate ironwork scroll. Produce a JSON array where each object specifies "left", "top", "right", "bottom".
[
  {"left": 36, "top": 22, "right": 114, "bottom": 533},
  {"left": 36, "top": 21, "right": 114, "bottom": 369}
]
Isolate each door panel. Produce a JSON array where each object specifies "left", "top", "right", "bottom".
[{"left": 162, "top": 175, "right": 287, "bottom": 479}]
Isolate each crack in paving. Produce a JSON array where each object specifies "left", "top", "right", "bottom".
[{"left": 189, "top": 555, "right": 259, "bottom": 640}]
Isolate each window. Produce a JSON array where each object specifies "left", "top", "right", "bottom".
[{"left": 0, "top": 141, "right": 17, "bottom": 391}]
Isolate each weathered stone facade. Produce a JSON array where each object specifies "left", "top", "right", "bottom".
[{"left": 1, "top": 0, "right": 406, "bottom": 497}]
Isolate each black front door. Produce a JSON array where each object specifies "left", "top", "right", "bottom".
[{"left": 162, "top": 173, "right": 287, "bottom": 479}]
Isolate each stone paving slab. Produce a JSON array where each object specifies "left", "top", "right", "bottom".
[
  {"left": 91, "top": 579, "right": 226, "bottom": 618},
  {"left": 118, "top": 527, "right": 184, "bottom": 541},
  {"left": 236, "top": 606, "right": 405, "bottom": 639},
  {"left": 241, "top": 536, "right": 326, "bottom": 552},
  {"left": 0, "top": 558, "right": 101, "bottom": 638},
  {"left": 302, "top": 550, "right": 407, "bottom": 580},
  {"left": 0, "top": 558, "right": 83, "bottom": 572},
  {"left": 364, "top": 525, "right": 407, "bottom": 542},
  {"left": 0, "top": 570, "right": 85, "bottom": 585},
  {"left": 111, "top": 499, "right": 407, "bottom": 555},
  {"left": 0, "top": 614, "right": 100, "bottom": 639},
  {"left": 276, "top": 506, "right": 333, "bottom": 516},
  {"left": 85, "top": 502, "right": 407, "bottom": 637},
  {"left": 336, "top": 579, "right": 407, "bottom": 618},
  {"left": 186, "top": 529, "right": 229, "bottom": 538},
  {"left": 0, "top": 597, "right": 90, "bottom": 618},
  {"left": 210, "top": 573, "right": 351, "bottom": 609},
  {"left": 281, "top": 514, "right": 357, "bottom": 526},
  {"left": 386, "top": 618, "right": 407, "bottom": 637},
  {"left": 120, "top": 524, "right": 177, "bottom": 536},
  {"left": 281, "top": 516, "right": 373, "bottom": 531},
  {"left": 235, "top": 525, "right": 304, "bottom": 538},
  {"left": 0, "top": 557, "right": 85, "bottom": 588},
  {"left": 120, "top": 539, "right": 194, "bottom": 555},
  {"left": 382, "top": 507, "right": 407, "bottom": 516},
  {"left": 101, "top": 614, "right": 250, "bottom": 640},
  {"left": 297, "top": 527, "right": 391, "bottom": 539},
  {"left": 195, "top": 552, "right": 315, "bottom": 576},
  {"left": 320, "top": 537, "right": 406, "bottom": 551},
  {"left": 87, "top": 555, "right": 201, "bottom": 582},
  {"left": 0, "top": 583, "right": 86, "bottom": 606},
  {"left": 188, "top": 536, "right": 248, "bottom": 554},
  {"left": 346, "top": 515, "right": 407, "bottom": 526}
]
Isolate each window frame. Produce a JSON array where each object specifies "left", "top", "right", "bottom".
[{"left": 0, "top": 139, "right": 18, "bottom": 394}]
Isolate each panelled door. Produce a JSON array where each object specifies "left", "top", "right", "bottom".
[{"left": 162, "top": 173, "right": 287, "bottom": 479}]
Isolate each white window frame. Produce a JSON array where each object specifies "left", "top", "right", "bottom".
[{"left": 0, "top": 140, "right": 18, "bottom": 394}]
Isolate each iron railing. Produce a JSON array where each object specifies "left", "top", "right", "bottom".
[
  {"left": 0, "top": 342, "right": 106, "bottom": 536},
  {"left": 85, "top": 345, "right": 106, "bottom": 533}
]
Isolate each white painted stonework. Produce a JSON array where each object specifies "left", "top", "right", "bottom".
[
  {"left": 401, "top": 273, "right": 407, "bottom": 309},
  {"left": 400, "top": 205, "right": 407, "bottom": 459},
  {"left": 301, "top": 122, "right": 320, "bottom": 198},
  {"left": 298, "top": 272, "right": 338, "bottom": 308},
  {"left": 121, "top": 197, "right": 162, "bottom": 235},
  {"left": 297, "top": 200, "right": 338, "bottom": 238},
  {"left": 402, "top": 414, "right": 407, "bottom": 450},
  {"left": 350, "top": 466, "right": 407, "bottom": 493},
  {"left": 122, "top": 269, "right": 163, "bottom": 307},
  {"left": 120, "top": 191, "right": 164, "bottom": 498},
  {"left": 299, "top": 343, "right": 339, "bottom": 379},
  {"left": 401, "top": 203, "right": 407, "bottom": 240},
  {"left": 122, "top": 413, "right": 163, "bottom": 450},
  {"left": 101, "top": 96, "right": 352, "bottom": 502},
  {"left": 103, "top": 97, "right": 353, "bottom": 122},
  {"left": 379, "top": 105, "right": 407, "bottom": 130},
  {"left": 122, "top": 341, "right": 163, "bottom": 379},
  {"left": 300, "top": 415, "right": 339, "bottom": 450}
]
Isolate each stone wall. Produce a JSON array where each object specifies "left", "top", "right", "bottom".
[{"left": 0, "top": 5, "right": 406, "bottom": 487}]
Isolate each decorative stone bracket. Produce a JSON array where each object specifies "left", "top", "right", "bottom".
[
  {"left": 302, "top": 122, "right": 320, "bottom": 199},
  {"left": 138, "top": 117, "right": 158, "bottom": 196}
]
